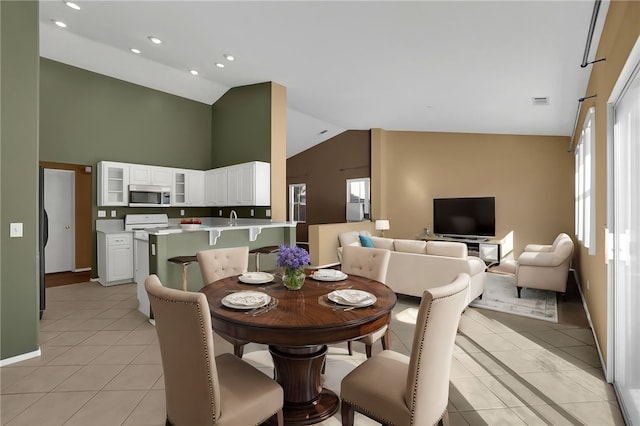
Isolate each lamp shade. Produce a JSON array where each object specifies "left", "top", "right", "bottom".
[{"left": 375, "top": 220, "right": 390, "bottom": 231}]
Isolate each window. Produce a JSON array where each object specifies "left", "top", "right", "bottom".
[
  {"left": 346, "top": 178, "right": 370, "bottom": 221},
  {"left": 575, "top": 106, "right": 596, "bottom": 255},
  {"left": 289, "top": 183, "right": 306, "bottom": 222}
]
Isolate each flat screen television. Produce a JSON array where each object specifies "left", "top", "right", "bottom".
[{"left": 433, "top": 197, "right": 495, "bottom": 239}]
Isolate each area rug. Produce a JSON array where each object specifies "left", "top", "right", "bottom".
[{"left": 469, "top": 272, "right": 558, "bottom": 322}]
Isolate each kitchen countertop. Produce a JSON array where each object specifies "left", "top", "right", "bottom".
[
  {"left": 149, "top": 219, "right": 295, "bottom": 235},
  {"left": 149, "top": 219, "right": 295, "bottom": 245}
]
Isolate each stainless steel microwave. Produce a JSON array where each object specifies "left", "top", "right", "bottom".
[{"left": 128, "top": 185, "right": 171, "bottom": 207}]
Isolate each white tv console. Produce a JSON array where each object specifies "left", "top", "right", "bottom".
[{"left": 422, "top": 233, "right": 513, "bottom": 265}]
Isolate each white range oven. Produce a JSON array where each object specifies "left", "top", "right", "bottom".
[{"left": 124, "top": 214, "right": 179, "bottom": 322}]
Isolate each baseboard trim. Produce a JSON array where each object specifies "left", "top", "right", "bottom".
[
  {"left": 571, "top": 268, "right": 608, "bottom": 377},
  {"left": 0, "top": 348, "right": 41, "bottom": 367},
  {"left": 73, "top": 267, "right": 91, "bottom": 272}
]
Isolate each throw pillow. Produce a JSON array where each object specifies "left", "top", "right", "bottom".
[{"left": 359, "top": 235, "right": 375, "bottom": 248}]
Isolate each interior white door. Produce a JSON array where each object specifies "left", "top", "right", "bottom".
[{"left": 44, "top": 169, "right": 75, "bottom": 273}]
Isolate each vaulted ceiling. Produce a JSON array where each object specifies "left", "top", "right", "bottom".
[{"left": 39, "top": 1, "right": 608, "bottom": 157}]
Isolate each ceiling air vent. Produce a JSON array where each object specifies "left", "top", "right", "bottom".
[{"left": 532, "top": 96, "right": 550, "bottom": 105}]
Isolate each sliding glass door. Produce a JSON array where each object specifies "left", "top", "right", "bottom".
[{"left": 611, "top": 56, "right": 640, "bottom": 425}]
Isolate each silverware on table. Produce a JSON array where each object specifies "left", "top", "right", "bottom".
[{"left": 249, "top": 298, "right": 279, "bottom": 316}]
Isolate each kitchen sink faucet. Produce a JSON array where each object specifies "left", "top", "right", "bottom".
[{"left": 229, "top": 210, "right": 237, "bottom": 225}]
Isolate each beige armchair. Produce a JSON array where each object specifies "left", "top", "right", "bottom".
[
  {"left": 516, "top": 233, "right": 574, "bottom": 298},
  {"left": 340, "top": 273, "right": 470, "bottom": 426},
  {"left": 145, "top": 274, "right": 284, "bottom": 426},
  {"left": 340, "top": 245, "right": 392, "bottom": 358},
  {"left": 197, "top": 246, "right": 249, "bottom": 357}
]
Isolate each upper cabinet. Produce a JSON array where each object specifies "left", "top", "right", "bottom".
[
  {"left": 130, "top": 164, "right": 172, "bottom": 187},
  {"left": 97, "top": 161, "right": 129, "bottom": 206},
  {"left": 188, "top": 170, "right": 205, "bottom": 206},
  {"left": 97, "top": 160, "right": 269, "bottom": 208},
  {"left": 227, "top": 161, "right": 271, "bottom": 206},
  {"left": 174, "top": 169, "right": 205, "bottom": 206},
  {"left": 205, "top": 167, "right": 228, "bottom": 206}
]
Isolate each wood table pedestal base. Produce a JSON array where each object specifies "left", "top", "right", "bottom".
[{"left": 269, "top": 345, "right": 339, "bottom": 425}]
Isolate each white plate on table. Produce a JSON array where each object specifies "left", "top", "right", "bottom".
[
  {"left": 311, "top": 269, "right": 348, "bottom": 282},
  {"left": 222, "top": 291, "right": 271, "bottom": 310},
  {"left": 238, "top": 272, "right": 275, "bottom": 284},
  {"left": 328, "top": 289, "right": 376, "bottom": 307}
]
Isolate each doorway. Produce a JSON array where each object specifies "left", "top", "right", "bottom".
[
  {"left": 607, "top": 37, "right": 640, "bottom": 425},
  {"left": 44, "top": 169, "right": 75, "bottom": 273}
]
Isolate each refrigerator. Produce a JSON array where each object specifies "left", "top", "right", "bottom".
[{"left": 39, "top": 166, "right": 48, "bottom": 319}]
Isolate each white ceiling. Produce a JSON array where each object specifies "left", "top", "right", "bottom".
[{"left": 39, "top": 0, "right": 608, "bottom": 158}]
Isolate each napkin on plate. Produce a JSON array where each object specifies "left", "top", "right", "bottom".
[
  {"left": 241, "top": 272, "right": 269, "bottom": 280},
  {"left": 332, "top": 289, "right": 371, "bottom": 304},
  {"left": 227, "top": 293, "right": 265, "bottom": 306},
  {"left": 314, "top": 269, "right": 343, "bottom": 278}
]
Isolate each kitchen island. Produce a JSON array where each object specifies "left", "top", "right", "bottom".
[{"left": 147, "top": 218, "right": 296, "bottom": 292}]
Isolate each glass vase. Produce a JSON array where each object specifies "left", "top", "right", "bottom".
[{"left": 282, "top": 267, "right": 306, "bottom": 290}]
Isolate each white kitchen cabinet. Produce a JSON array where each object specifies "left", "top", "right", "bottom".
[
  {"left": 97, "top": 232, "right": 133, "bottom": 285},
  {"left": 174, "top": 169, "right": 205, "bottom": 206},
  {"left": 188, "top": 170, "right": 205, "bottom": 206},
  {"left": 205, "top": 167, "right": 228, "bottom": 206},
  {"left": 172, "top": 169, "right": 188, "bottom": 206},
  {"left": 130, "top": 164, "right": 172, "bottom": 187},
  {"left": 227, "top": 161, "right": 271, "bottom": 206},
  {"left": 97, "top": 161, "right": 129, "bottom": 206}
]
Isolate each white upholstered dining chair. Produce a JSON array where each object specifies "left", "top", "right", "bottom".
[
  {"left": 145, "top": 274, "right": 284, "bottom": 426},
  {"left": 340, "top": 272, "right": 469, "bottom": 426},
  {"left": 197, "top": 246, "right": 250, "bottom": 357},
  {"left": 340, "top": 245, "right": 392, "bottom": 358}
]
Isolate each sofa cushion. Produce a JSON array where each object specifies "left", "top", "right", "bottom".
[
  {"left": 339, "top": 231, "right": 361, "bottom": 248},
  {"left": 370, "top": 236, "right": 395, "bottom": 250},
  {"left": 426, "top": 241, "right": 468, "bottom": 258},
  {"left": 394, "top": 239, "right": 427, "bottom": 254},
  {"left": 359, "top": 235, "right": 375, "bottom": 248}
]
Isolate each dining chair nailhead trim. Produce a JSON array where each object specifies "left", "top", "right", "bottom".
[{"left": 409, "top": 287, "right": 466, "bottom": 425}]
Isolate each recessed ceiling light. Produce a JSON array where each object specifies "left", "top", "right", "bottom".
[
  {"left": 215, "top": 63, "right": 225, "bottom": 68},
  {"left": 64, "top": 1, "right": 80, "bottom": 10},
  {"left": 130, "top": 48, "right": 141, "bottom": 54},
  {"left": 224, "top": 54, "right": 235, "bottom": 61},
  {"left": 53, "top": 20, "right": 67, "bottom": 28},
  {"left": 148, "top": 36, "right": 162, "bottom": 45},
  {"left": 532, "top": 96, "right": 550, "bottom": 105},
  {"left": 189, "top": 69, "right": 199, "bottom": 76}
]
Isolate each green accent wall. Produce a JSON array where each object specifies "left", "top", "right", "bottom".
[
  {"left": 1, "top": 0, "right": 40, "bottom": 361},
  {"left": 40, "top": 58, "right": 213, "bottom": 170},
  {"left": 211, "top": 82, "right": 272, "bottom": 167}
]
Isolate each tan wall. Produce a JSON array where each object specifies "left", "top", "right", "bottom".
[
  {"left": 371, "top": 130, "right": 575, "bottom": 258},
  {"left": 570, "top": 0, "right": 640, "bottom": 365},
  {"left": 308, "top": 221, "right": 376, "bottom": 267}
]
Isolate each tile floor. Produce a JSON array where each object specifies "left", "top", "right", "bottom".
[{"left": 0, "top": 277, "right": 625, "bottom": 426}]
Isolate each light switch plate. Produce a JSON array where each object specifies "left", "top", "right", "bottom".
[
  {"left": 180, "top": 210, "right": 185, "bottom": 216},
  {"left": 250, "top": 209, "right": 254, "bottom": 216},
  {"left": 111, "top": 210, "right": 117, "bottom": 218},
  {"left": 98, "top": 210, "right": 106, "bottom": 218},
  {"left": 10, "top": 223, "right": 23, "bottom": 238},
  {"left": 266, "top": 209, "right": 271, "bottom": 216}
]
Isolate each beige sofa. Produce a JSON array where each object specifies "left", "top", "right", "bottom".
[{"left": 338, "top": 231, "right": 486, "bottom": 306}]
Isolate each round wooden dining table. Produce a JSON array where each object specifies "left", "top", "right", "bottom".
[{"left": 201, "top": 273, "right": 397, "bottom": 425}]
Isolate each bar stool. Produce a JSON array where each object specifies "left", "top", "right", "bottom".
[
  {"left": 167, "top": 255, "right": 198, "bottom": 291},
  {"left": 249, "top": 246, "right": 280, "bottom": 271}
]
